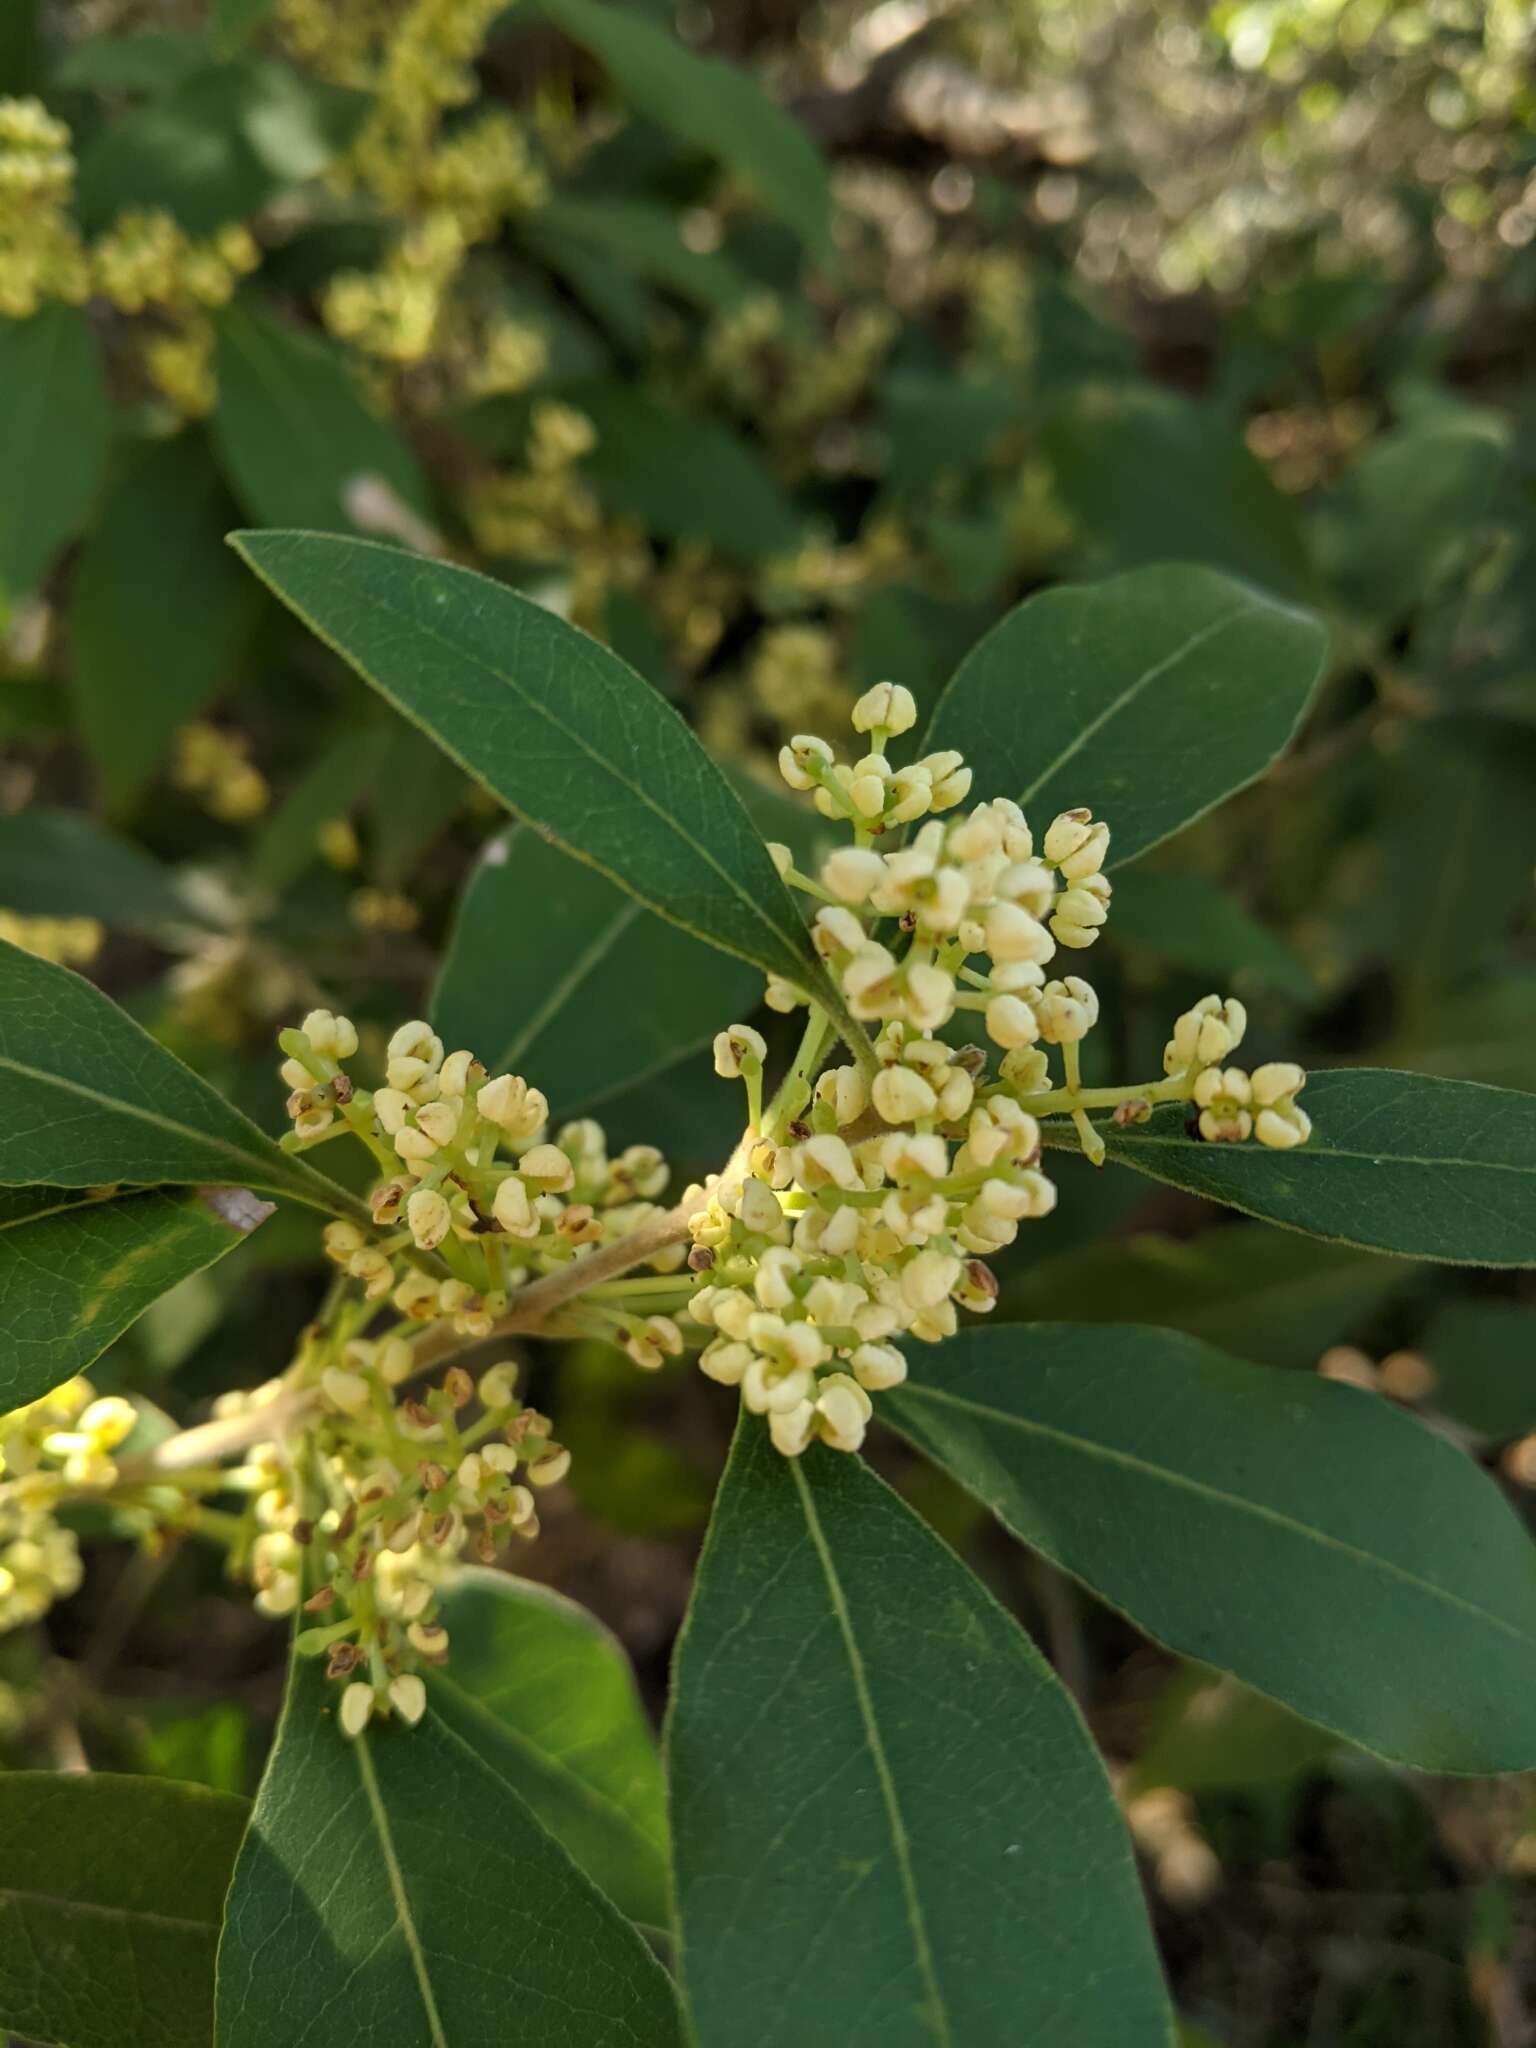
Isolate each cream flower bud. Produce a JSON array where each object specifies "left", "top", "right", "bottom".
[
  {"left": 1042, "top": 809, "right": 1094, "bottom": 866},
  {"left": 1050, "top": 888, "right": 1109, "bottom": 946},
  {"left": 414, "top": 1100, "right": 460, "bottom": 1149},
  {"left": 388, "top": 1021, "right": 443, "bottom": 1067},
  {"left": 1256, "top": 1104, "right": 1312, "bottom": 1150},
  {"left": 712, "top": 1289, "right": 756, "bottom": 1340},
  {"left": 528, "top": 1446, "right": 571, "bottom": 1487},
  {"left": 852, "top": 681, "right": 918, "bottom": 735},
  {"left": 904, "top": 962, "right": 956, "bottom": 1032},
  {"left": 765, "top": 840, "right": 793, "bottom": 877},
  {"left": 872, "top": 1065, "right": 938, "bottom": 1124},
  {"left": 712, "top": 1024, "right": 767, "bottom": 1077},
  {"left": 849, "top": 768, "right": 888, "bottom": 819},
  {"left": 479, "top": 1362, "right": 518, "bottom": 1407},
  {"left": 1194, "top": 1066, "right": 1253, "bottom": 1144},
  {"left": 519, "top": 1143, "right": 574, "bottom": 1190},
  {"left": 884, "top": 766, "right": 933, "bottom": 825},
  {"left": 340, "top": 1682, "right": 375, "bottom": 1737},
  {"left": 1196, "top": 998, "right": 1247, "bottom": 1065},
  {"left": 492, "top": 1174, "right": 536, "bottom": 1236},
  {"left": 755, "top": 1246, "right": 801, "bottom": 1310},
  {"left": 814, "top": 1064, "right": 868, "bottom": 1125},
  {"left": 822, "top": 846, "right": 886, "bottom": 904},
  {"left": 841, "top": 942, "right": 898, "bottom": 1009},
  {"left": 302, "top": 1008, "right": 358, "bottom": 1059},
  {"left": 998, "top": 860, "right": 1055, "bottom": 917},
  {"left": 372, "top": 1087, "right": 413, "bottom": 1134},
  {"left": 279, "top": 1056, "right": 310, "bottom": 1089},
  {"left": 437, "top": 1049, "right": 481, "bottom": 1097},
  {"left": 394, "top": 1125, "right": 439, "bottom": 1165},
  {"left": 79, "top": 1396, "right": 137, "bottom": 1449},
  {"left": 900, "top": 1248, "right": 962, "bottom": 1313},
  {"left": 1036, "top": 976, "right": 1099, "bottom": 1044},
  {"left": 769, "top": 1400, "right": 815, "bottom": 1456},
  {"left": 797, "top": 1133, "right": 861, "bottom": 1191},
  {"left": 985, "top": 994, "right": 1039, "bottom": 1049},
  {"left": 1057, "top": 823, "right": 1110, "bottom": 881},
  {"left": 699, "top": 1338, "right": 752, "bottom": 1385},
  {"left": 778, "top": 733, "right": 833, "bottom": 791},
  {"left": 738, "top": 1177, "right": 786, "bottom": 1236},
  {"left": 387, "top": 1055, "right": 438, "bottom": 1095},
  {"left": 851, "top": 1342, "right": 907, "bottom": 1391},
  {"left": 983, "top": 902, "right": 1054, "bottom": 964},
  {"left": 321, "top": 1367, "right": 372, "bottom": 1415},
  {"left": 1250, "top": 1061, "right": 1304, "bottom": 1106},
  {"left": 814, "top": 1374, "right": 872, "bottom": 1452},
  {"left": 388, "top": 1675, "right": 427, "bottom": 1726},
  {"left": 476, "top": 1073, "right": 548, "bottom": 1139},
  {"left": 407, "top": 1188, "right": 452, "bottom": 1250}
]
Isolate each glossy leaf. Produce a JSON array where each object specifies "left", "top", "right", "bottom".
[
  {"left": 430, "top": 1569, "right": 669, "bottom": 1926},
  {"left": 887, "top": 1324, "right": 1536, "bottom": 1770},
  {"left": 69, "top": 432, "right": 260, "bottom": 812},
  {"left": 668, "top": 1421, "right": 1174, "bottom": 2047},
  {"left": 433, "top": 826, "right": 759, "bottom": 1116},
  {"left": 534, "top": 0, "right": 831, "bottom": 257},
  {"left": 1088, "top": 1068, "right": 1536, "bottom": 1266},
  {"left": 231, "top": 534, "right": 848, "bottom": 1024},
  {"left": 213, "top": 305, "right": 432, "bottom": 533},
  {"left": 0, "top": 1771, "right": 249, "bottom": 2048},
  {"left": 998, "top": 1221, "right": 1405, "bottom": 1371},
  {"left": 1111, "top": 867, "right": 1315, "bottom": 1002},
  {"left": 0, "top": 1183, "right": 270, "bottom": 1407},
  {"left": 0, "top": 940, "right": 346, "bottom": 1212},
  {"left": 923, "top": 564, "right": 1327, "bottom": 866},
  {"left": 217, "top": 1656, "right": 684, "bottom": 2048},
  {"left": 0, "top": 807, "right": 193, "bottom": 932},
  {"left": 571, "top": 382, "right": 802, "bottom": 560},
  {"left": 0, "top": 303, "right": 111, "bottom": 603}
]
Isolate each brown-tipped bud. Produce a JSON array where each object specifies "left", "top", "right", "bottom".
[
  {"left": 371, "top": 1180, "right": 409, "bottom": 1226},
  {"left": 513, "top": 1512, "right": 540, "bottom": 1543},
  {"left": 334, "top": 1505, "right": 358, "bottom": 1543},
  {"left": 787, "top": 1119, "right": 811, "bottom": 1142},
  {"left": 431, "top": 1511, "right": 457, "bottom": 1547},
  {"left": 350, "top": 1548, "right": 375, "bottom": 1580},
  {"left": 303, "top": 1585, "right": 336, "bottom": 1612},
  {"left": 556, "top": 1202, "right": 599, "bottom": 1240},
  {"left": 965, "top": 1259, "right": 1000, "bottom": 1301},
  {"left": 443, "top": 1366, "right": 474, "bottom": 1410},
  {"left": 401, "top": 1398, "right": 435, "bottom": 1431},
  {"left": 332, "top": 1074, "right": 355, "bottom": 1105},
  {"left": 1112, "top": 1097, "right": 1152, "bottom": 1127},
  {"left": 482, "top": 1494, "right": 508, "bottom": 1524},
  {"left": 326, "top": 1641, "right": 364, "bottom": 1678},
  {"left": 475, "top": 1528, "right": 498, "bottom": 1565},
  {"left": 688, "top": 1244, "right": 715, "bottom": 1271},
  {"left": 418, "top": 1461, "right": 449, "bottom": 1493},
  {"left": 286, "top": 1087, "right": 316, "bottom": 1120},
  {"left": 954, "top": 1042, "right": 989, "bottom": 1077},
  {"left": 292, "top": 1518, "right": 315, "bottom": 1545}
]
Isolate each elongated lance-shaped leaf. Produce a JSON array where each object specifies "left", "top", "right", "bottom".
[
  {"left": 231, "top": 534, "right": 856, "bottom": 1041},
  {"left": 430, "top": 1570, "right": 670, "bottom": 1927},
  {"left": 0, "top": 940, "right": 353, "bottom": 1215},
  {"left": 217, "top": 1656, "right": 684, "bottom": 2048},
  {"left": 0, "top": 1772, "right": 250, "bottom": 2048},
  {"left": 0, "top": 1183, "right": 271, "bottom": 1407},
  {"left": 1085, "top": 1068, "right": 1536, "bottom": 1266},
  {"left": 667, "top": 1421, "right": 1175, "bottom": 2047},
  {"left": 922, "top": 562, "right": 1327, "bottom": 866},
  {"left": 886, "top": 1325, "right": 1536, "bottom": 1772},
  {"left": 433, "top": 826, "right": 759, "bottom": 1116},
  {"left": 0, "top": 302, "right": 111, "bottom": 602}
]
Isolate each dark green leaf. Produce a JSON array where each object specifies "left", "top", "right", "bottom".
[
  {"left": 998, "top": 1221, "right": 1406, "bottom": 1371},
  {"left": 534, "top": 0, "right": 831, "bottom": 256},
  {"left": 0, "top": 1183, "right": 270, "bottom": 1407},
  {"left": 250, "top": 727, "right": 388, "bottom": 897},
  {"left": 0, "top": 807, "right": 194, "bottom": 932},
  {"left": 433, "top": 825, "right": 759, "bottom": 1116},
  {"left": 0, "top": 1771, "right": 249, "bottom": 2048},
  {"left": 212, "top": 304, "right": 432, "bottom": 533},
  {"left": 364, "top": 723, "right": 467, "bottom": 888},
  {"left": 75, "top": 59, "right": 365, "bottom": 232},
  {"left": 53, "top": 29, "right": 208, "bottom": 93},
  {"left": 1421, "top": 1300, "right": 1536, "bottom": 1441},
  {"left": 571, "top": 382, "right": 802, "bottom": 560},
  {"left": 668, "top": 1421, "right": 1174, "bottom": 2046},
  {"left": 217, "top": 1656, "right": 684, "bottom": 2047},
  {"left": 430, "top": 1569, "right": 669, "bottom": 1926},
  {"left": 1046, "top": 386, "right": 1315, "bottom": 600},
  {"left": 528, "top": 198, "right": 753, "bottom": 313},
  {"left": 0, "top": 303, "right": 111, "bottom": 604},
  {"left": 881, "top": 370, "right": 1018, "bottom": 500},
  {"left": 923, "top": 564, "right": 1327, "bottom": 866},
  {"left": 211, "top": 0, "right": 277, "bottom": 58},
  {"left": 1090, "top": 1068, "right": 1536, "bottom": 1266},
  {"left": 0, "top": 940, "right": 347, "bottom": 1212},
  {"left": 888, "top": 1323, "right": 1536, "bottom": 1769},
  {"left": 69, "top": 432, "right": 261, "bottom": 813},
  {"left": 1384, "top": 973, "right": 1536, "bottom": 1093},
  {"left": 1111, "top": 867, "right": 1315, "bottom": 1002},
  {"left": 230, "top": 534, "right": 850, "bottom": 1025}
]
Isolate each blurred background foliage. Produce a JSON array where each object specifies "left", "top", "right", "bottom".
[{"left": 1, "top": 0, "right": 1534, "bottom": 2039}]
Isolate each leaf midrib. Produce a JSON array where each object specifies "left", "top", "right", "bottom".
[
  {"left": 1104, "top": 1126, "right": 1534, "bottom": 1176},
  {"left": 896, "top": 1381, "right": 1536, "bottom": 1649},
  {"left": 791, "top": 1462, "right": 954, "bottom": 2048},
  {"left": 493, "top": 890, "right": 643, "bottom": 1075},
  {"left": 354, "top": 1734, "right": 450, "bottom": 2048},
  {"left": 0, "top": 1882, "right": 217, "bottom": 1938}
]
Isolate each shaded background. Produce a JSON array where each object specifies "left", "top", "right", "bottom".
[{"left": 2, "top": 0, "right": 1534, "bottom": 2040}]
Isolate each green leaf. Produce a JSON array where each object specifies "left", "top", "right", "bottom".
[
  {"left": 53, "top": 28, "right": 208, "bottom": 93},
  {"left": 0, "top": 940, "right": 347, "bottom": 1212},
  {"left": 1090, "top": 1068, "right": 1536, "bottom": 1266},
  {"left": 922, "top": 564, "right": 1327, "bottom": 867},
  {"left": 1111, "top": 866, "right": 1315, "bottom": 1002},
  {"left": 534, "top": 0, "right": 831, "bottom": 257},
  {"left": 887, "top": 1324, "right": 1536, "bottom": 1770},
  {"left": 69, "top": 432, "right": 261, "bottom": 813},
  {"left": 528, "top": 198, "right": 754, "bottom": 313},
  {"left": 75, "top": 59, "right": 365, "bottom": 232},
  {"left": 230, "top": 534, "right": 850, "bottom": 1024},
  {"left": 881, "top": 370, "right": 1019, "bottom": 501},
  {"left": 668, "top": 1422, "right": 1175, "bottom": 2047},
  {"left": 1046, "top": 386, "right": 1315, "bottom": 600},
  {"left": 0, "top": 1183, "right": 270, "bottom": 1407},
  {"left": 211, "top": 0, "right": 277, "bottom": 58},
  {"left": 0, "top": 303, "right": 111, "bottom": 605},
  {"left": 1421, "top": 1300, "right": 1536, "bottom": 1441},
  {"left": 430, "top": 1569, "right": 669, "bottom": 1926},
  {"left": 1131, "top": 1668, "right": 1337, "bottom": 1796},
  {"left": 1384, "top": 973, "right": 1536, "bottom": 1093},
  {"left": 433, "top": 825, "right": 759, "bottom": 1116},
  {"left": 249, "top": 727, "right": 388, "bottom": 897},
  {"left": 212, "top": 304, "right": 432, "bottom": 533},
  {"left": 0, "top": 1771, "right": 249, "bottom": 2048},
  {"left": 217, "top": 1656, "right": 684, "bottom": 2047},
  {"left": 363, "top": 723, "right": 467, "bottom": 888},
  {"left": 0, "top": 807, "right": 194, "bottom": 933},
  {"left": 998, "top": 1220, "right": 1406, "bottom": 1371},
  {"left": 571, "top": 381, "right": 802, "bottom": 560}
]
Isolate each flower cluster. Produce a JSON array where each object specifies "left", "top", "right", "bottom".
[
  {"left": 0, "top": 910, "right": 103, "bottom": 968},
  {"left": 0, "top": 1381, "right": 136, "bottom": 1632},
  {"left": 682, "top": 683, "right": 1313, "bottom": 1457}
]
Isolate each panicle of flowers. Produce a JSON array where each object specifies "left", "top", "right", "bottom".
[
  {"left": 683, "top": 681, "right": 1312, "bottom": 1457},
  {"left": 0, "top": 1380, "right": 137, "bottom": 1632}
]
